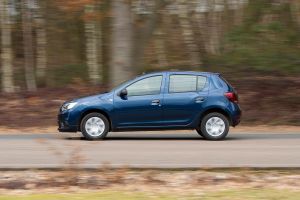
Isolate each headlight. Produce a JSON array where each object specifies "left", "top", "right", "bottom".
[{"left": 61, "top": 102, "right": 77, "bottom": 111}]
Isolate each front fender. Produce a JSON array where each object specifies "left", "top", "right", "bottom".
[{"left": 68, "top": 98, "right": 114, "bottom": 127}]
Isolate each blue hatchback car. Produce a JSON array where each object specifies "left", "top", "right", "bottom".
[{"left": 58, "top": 71, "right": 241, "bottom": 140}]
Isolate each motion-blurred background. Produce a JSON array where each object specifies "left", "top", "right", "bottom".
[{"left": 0, "top": 0, "right": 299, "bottom": 128}]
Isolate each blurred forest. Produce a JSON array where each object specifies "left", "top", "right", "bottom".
[{"left": 0, "top": 0, "right": 300, "bottom": 126}]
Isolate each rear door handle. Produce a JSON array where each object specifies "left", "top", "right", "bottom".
[
  {"left": 195, "top": 97, "right": 205, "bottom": 103},
  {"left": 151, "top": 99, "right": 160, "bottom": 106}
]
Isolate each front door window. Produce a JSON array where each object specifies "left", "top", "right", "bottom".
[{"left": 126, "top": 76, "right": 163, "bottom": 96}]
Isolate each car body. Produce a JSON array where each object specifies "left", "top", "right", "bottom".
[{"left": 58, "top": 71, "right": 241, "bottom": 140}]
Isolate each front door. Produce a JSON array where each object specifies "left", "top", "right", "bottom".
[{"left": 113, "top": 75, "right": 164, "bottom": 128}]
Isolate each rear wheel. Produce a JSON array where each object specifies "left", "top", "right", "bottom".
[
  {"left": 197, "top": 112, "right": 229, "bottom": 140},
  {"left": 81, "top": 113, "right": 109, "bottom": 140}
]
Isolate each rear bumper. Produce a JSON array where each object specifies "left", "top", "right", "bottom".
[
  {"left": 231, "top": 105, "right": 242, "bottom": 127},
  {"left": 232, "top": 113, "right": 241, "bottom": 126}
]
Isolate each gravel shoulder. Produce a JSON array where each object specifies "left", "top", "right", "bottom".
[{"left": 0, "top": 169, "right": 300, "bottom": 198}]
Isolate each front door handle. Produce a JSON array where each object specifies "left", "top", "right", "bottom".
[
  {"left": 151, "top": 99, "right": 160, "bottom": 106},
  {"left": 195, "top": 97, "right": 205, "bottom": 103}
]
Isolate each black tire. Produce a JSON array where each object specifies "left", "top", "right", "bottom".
[
  {"left": 196, "top": 128, "right": 204, "bottom": 137},
  {"left": 199, "top": 112, "right": 229, "bottom": 140},
  {"left": 80, "top": 112, "right": 109, "bottom": 140}
]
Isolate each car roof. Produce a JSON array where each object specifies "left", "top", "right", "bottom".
[
  {"left": 115, "top": 71, "right": 219, "bottom": 90},
  {"left": 140, "top": 71, "right": 219, "bottom": 76}
]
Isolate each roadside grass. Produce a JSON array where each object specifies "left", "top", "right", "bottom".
[
  {"left": 0, "top": 191, "right": 174, "bottom": 200},
  {"left": 202, "top": 189, "right": 300, "bottom": 200},
  {"left": 1, "top": 189, "right": 300, "bottom": 200}
]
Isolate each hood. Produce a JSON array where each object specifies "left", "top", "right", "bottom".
[{"left": 70, "top": 92, "right": 112, "bottom": 103}]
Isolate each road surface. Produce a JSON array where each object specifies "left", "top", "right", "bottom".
[{"left": 0, "top": 131, "right": 299, "bottom": 168}]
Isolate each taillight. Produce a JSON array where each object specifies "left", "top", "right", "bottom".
[{"left": 225, "top": 92, "right": 238, "bottom": 103}]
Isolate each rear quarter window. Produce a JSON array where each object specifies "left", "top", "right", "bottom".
[{"left": 197, "top": 76, "right": 207, "bottom": 90}]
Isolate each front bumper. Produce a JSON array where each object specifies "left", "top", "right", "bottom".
[{"left": 58, "top": 113, "right": 78, "bottom": 132}]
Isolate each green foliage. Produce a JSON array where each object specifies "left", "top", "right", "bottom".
[{"left": 211, "top": 0, "right": 300, "bottom": 74}]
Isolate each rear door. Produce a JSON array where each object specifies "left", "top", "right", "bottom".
[{"left": 162, "top": 73, "right": 209, "bottom": 127}]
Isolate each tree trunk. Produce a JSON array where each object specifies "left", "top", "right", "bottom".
[
  {"left": 131, "top": 0, "right": 162, "bottom": 72},
  {"left": 34, "top": 0, "right": 47, "bottom": 83},
  {"left": 96, "top": 10, "right": 103, "bottom": 84},
  {"left": 207, "top": 0, "right": 222, "bottom": 55},
  {"left": 176, "top": 0, "right": 202, "bottom": 68},
  {"left": 0, "top": 0, "right": 15, "bottom": 93},
  {"left": 110, "top": 0, "right": 133, "bottom": 87},
  {"left": 85, "top": 4, "right": 101, "bottom": 85},
  {"left": 154, "top": 13, "right": 168, "bottom": 68},
  {"left": 195, "top": 0, "right": 211, "bottom": 55},
  {"left": 21, "top": 0, "right": 37, "bottom": 91},
  {"left": 291, "top": 0, "right": 300, "bottom": 30},
  {"left": 233, "top": 0, "right": 247, "bottom": 26},
  {"left": 193, "top": 12, "right": 209, "bottom": 68},
  {"left": 154, "top": 29, "right": 168, "bottom": 68}
]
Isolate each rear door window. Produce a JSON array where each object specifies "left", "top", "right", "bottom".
[{"left": 169, "top": 75, "right": 207, "bottom": 93}]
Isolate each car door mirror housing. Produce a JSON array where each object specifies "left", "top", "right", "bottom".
[{"left": 119, "top": 89, "right": 128, "bottom": 97}]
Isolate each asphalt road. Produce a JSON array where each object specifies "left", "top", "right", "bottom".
[{"left": 0, "top": 131, "right": 299, "bottom": 168}]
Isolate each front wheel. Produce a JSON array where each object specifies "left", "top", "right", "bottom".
[
  {"left": 197, "top": 112, "right": 229, "bottom": 140},
  {"left": 81, "top": 113, "right": 109, "bottom": 140}
]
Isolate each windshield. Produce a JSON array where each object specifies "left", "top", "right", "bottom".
[{"left": 110, "top": 78, "right": 134, "bottom": 92}]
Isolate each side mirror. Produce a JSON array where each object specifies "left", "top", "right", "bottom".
[{"left": 119, "top": 89, "right": 128, "bottom": 98}]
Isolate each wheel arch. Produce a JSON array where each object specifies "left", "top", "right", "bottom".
[
  {"left": 199, "top": 107, "right": 232, "bottom": 126},
  {"left": 78, "top": 109, "right": 112, "bottom": 131}
]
